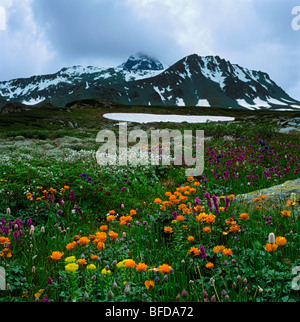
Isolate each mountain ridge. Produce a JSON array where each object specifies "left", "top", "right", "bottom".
[{"left": 0, "top": 53, "right": 299, "bottom": 111}]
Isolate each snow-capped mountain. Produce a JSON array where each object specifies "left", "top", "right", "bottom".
[
  {"left": 0, "top": 53, "right": 299, "bottom": 110},
  {"left": 0, "top": 54, "right": 165, "bottom": 106}
]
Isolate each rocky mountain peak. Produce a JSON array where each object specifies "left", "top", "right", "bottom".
[{"left": 120, "top": 53, "right": 165, "bottom": 71}]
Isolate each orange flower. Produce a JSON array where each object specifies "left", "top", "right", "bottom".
[
  {"left": 78, "top": 237, "right": 90, "bottom": 245},
  {"left": 194, "top": 182, "right": 200, "bottom": 186},
  {"left": 187, "top": 236, "right": 195, "bottom": 241},
  {"left": 97, "top": 242, "right": 105, "bottom": 249},
  {"left": 176, "top": 215, "right": 185, "bottom": 221},
  {"left": 0, "top": 248, "right": 12, "bottom": 258},
  {"left": 107, "top": 215, "right": 116, "bottom": 221},
  {"left": 159, "top": 264, "right": 172, "bottom": 274},
  {"left": 96, "top": 232, "right": 107, "bottom": 242},
  {"left": 196, "top": 213, "right": 207, "bottom": 222},
  {"left": 286, "top": 199, "right": 296, "bottom": 207},
  {"left": 125, "top": 259, "right": 136, "bottom": 268},
  {"left": 129, "top": 209, "right": 137, "bottom": 215},
  {"left": 164, "top": 226, "right": 173, "bottom": 234},
  {"left": 203, "top": 227, "right": 211, "bottom": 233},
  {"left": 230, "top": 225, "right": 241, "bottom": 233},
  {"left": 77, "top": 258, "right": 87, "bottom": 265},
  {"left": 145, "top": 280, "right": 155, "bottom": 290},
  {"left": 222, "top": 248, "right": 233, "bottom": 256},
  {"left": 100, "top": 225, "right": 108, "bottom": 232},
  {"left": 225, "top": 218, "right": 236, "bottom": 225},
  {"left": 0, "top": 237, "right": 10, "bottom": 245},
  {"left": 239, "top": 213, "right": 249, "bottom": 220},
  {"left": 50, "top": 251, "right": 63, "bottom": 260},
  {"left": 188, "top": 246, "right": 200, "bottom": 256},
  {"left": 109, "top": 210, "right": 116, "bottom": 215},
  {"left": 280, "top": 210, "right": 291, "bottom": 217},
  {"left": 154, "top": 198, "right": 162, "bottom": 204},
  {"left": 206, "top": 214, "right": 215, "bottom": 223},
  {"left": 275, "top": 236, "right": 287, "bottom": 246},
  {"left": 213, "top": 245, "right": 225, "bottom": 253},
  {"left": 108, "top": 231, "right": 118, "bottom": 240},
  {"left": 91, "top": 254, "right": 99, "bottom": 260},
  {"left": 66, "top": 241, "right": 77, "bottom": 251},
  {"left": 265, "top": 243, "right": 278, "bottom": 252},
  {"left": 206, "top": 262, "right": 214, "bottom": 269},
  {"left": 136, "top": 263, "right": 148, "bottom": 272}
]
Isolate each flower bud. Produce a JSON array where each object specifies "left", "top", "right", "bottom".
[
  {"left": 268, "top": 233, "right": 276, "bottom": 244},
  {"left": 108, "top": 290, "right": 114, "bottom": 300},
  {"left": 181, "top": 289, "right": 188, "bottom": 298}
]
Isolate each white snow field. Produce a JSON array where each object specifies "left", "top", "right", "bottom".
[{"left": 103, "top": 113, "right": 235, "bottom": 124}]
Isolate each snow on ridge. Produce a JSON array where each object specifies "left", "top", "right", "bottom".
[
  {"left": 22, "top": 96, "right": 45, "bottom": 105},
  {"left": 176, "top": 98, "right": 185, "bottom": 106},
  {"left": 196, "top": 99, "right": 210, "bottom": 107}
]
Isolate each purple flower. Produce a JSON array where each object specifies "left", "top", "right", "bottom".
[
  {"left": 212, "top": 195, "right": 219, "bottom": 214},
  {"left": 121, "top": 187, "right": 126, "bottom": 192},
  {"left": 204, "top": 192, "right": 213, "bottom": 212},
  {"left": 224, "top": 196, "right": 230, "bottom": 212},
  {"left": 172, "top": 211, "right": 177, "bottom": 220}
]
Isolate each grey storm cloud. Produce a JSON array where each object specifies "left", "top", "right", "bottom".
[
  {"left": 30, "top": 0, "right": 181, "bottom": 65},
  {"left": 0, "top": 0, "right": 299, "bottom": 99}
]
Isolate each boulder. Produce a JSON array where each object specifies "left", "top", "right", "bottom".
[{"left": 235, "top": 178, "right": 300, "bottom": 209}]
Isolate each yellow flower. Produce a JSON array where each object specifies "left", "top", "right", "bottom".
[
  {"left": 34, "top": 289, "right": 45, "bottom": 299},
  {"left": 87, "top": 264, "right": 97, "bottom": 270},
  {"left": 101, "top": 268, "right": 111, "bottom": 275},
  {"left": 65, "top": 263, "right": 79, "bottom": 272},
  {"left": 65, "top": 256, "right": 76, "bottom": 263}
]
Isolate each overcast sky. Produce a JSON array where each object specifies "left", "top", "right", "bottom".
[{"left": 0, "top": 0, "right": 299, "bottom": 99}]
